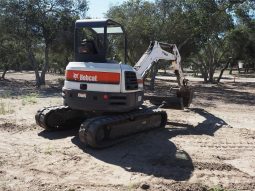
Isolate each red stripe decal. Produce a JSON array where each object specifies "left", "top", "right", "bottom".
[
  {"left": 137, "top": 79, "right": 143, "bottom": 84},
  {"left": 66, "top": 70, "right": 120, "bottom": 84}
]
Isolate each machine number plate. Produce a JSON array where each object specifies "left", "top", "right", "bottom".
[{"left": 78, "top": 93, "right": 87, "bottom": 98}]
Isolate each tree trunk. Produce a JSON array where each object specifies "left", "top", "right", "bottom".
[
  {"left": 229, "top": 60, "right": 236, "bottom": 74},
  {"left": 27, "top": 49, "right": 41, "bottom": 87},
  {"left": 208, "top": 62, "right": 215, "bottom": 83},
  {"left": 203, "top": 71, "right": 208, "bottom": 82},
  {"left": 229, "top": 66, "right": 233, "bottom": 74},
  {"left": 149, "top": 63, "right": 158, "bottom": 90},
  {"left": 209, "top": 70, "right": 214, "bottom": 83},
  {"left": 40, "top": 45, "right": 49, "bottom": 85},
  {"left": 201, "top": 69, "right": 208, "bottom": 82},
  {"left": 1, "top": 65, "right": 8, "bottom": 79},
  {"left": 2, "top": 69, "right": 7, "bottom": 79},
  {"left": 217, "top": 61, "right": 230, "bottom": 83}
]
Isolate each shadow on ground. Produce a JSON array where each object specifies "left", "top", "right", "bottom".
[
  {"left": 38, "top": 107, "right": 228, "bottom": 181},
  {"left": 194, "top": 83, "right": 255, "bottom": 106},
  {"left": 0, "top": 78, "right": 62, "bottom": 98},
  {"left": 145, "top": 78, "right": 255, "bottom": 107},
  {"left": 38, "top": 127, "right": 80, "bottom": 140},
  {"left": 73, "top": 128, "right": 194, "bottom": 181},
  {"left": 167, "top": 108, "right": 229, "bottom": 136}
]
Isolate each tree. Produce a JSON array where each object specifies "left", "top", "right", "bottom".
[
  {"left": 190, "top": 38, "right": 229, "bottom": 82},
  {"left": 107, "top": 0, "right": 158, "bottom": 65},
  {"left": 1, "top": 0, "right": 253, "bottom": 85},
  {"left": 107, "top": 0, "right": 235, "bottom": 84},
  {"left": 217, "top": 57, "right": 232, "bottom": 83},
  {"left": 50, "top": 13, "right": 77, "bottom": 74},
  {"left": 226, "top": 0, "right": 255, "bottom": 72},
  {"left": 0, "top": 11, "right": 23, "bottom": 79},
  {"left": 0, "top": 0, "right": 88, "bottom": 86}
]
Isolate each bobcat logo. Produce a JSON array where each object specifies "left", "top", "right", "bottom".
[{"left": 73, "top": 73, "right": 79, "bottom": 80}]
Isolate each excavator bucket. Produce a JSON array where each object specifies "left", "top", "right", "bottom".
[{"left": 176, "top": 87, "right": 194, "bottom": 107}]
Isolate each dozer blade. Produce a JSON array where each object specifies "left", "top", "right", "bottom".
[
  {"left": 35, "top": 106, "right": 85, "bottom": 130},
  {"left": 145, "top": 87, "right": 194, "bottom": 109},
  {"left": 79, "top": 108, "right": 167, "bottom": 148},
  {"left": 144, "top": 95, "right": 184, "bottom": 110}
]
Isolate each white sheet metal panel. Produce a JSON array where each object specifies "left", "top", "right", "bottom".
[
  {"left": 66, "top": 62, "right": 121, "bottom": 72},
  {"left": 65, "top": 62, "right": 142, "bottom": 93}
]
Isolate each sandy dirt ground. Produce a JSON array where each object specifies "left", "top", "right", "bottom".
[{"left": 0, "top": 71, "right": 254, "bottom": 191}]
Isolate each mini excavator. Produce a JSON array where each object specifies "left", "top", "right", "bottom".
[{"left": 35, "top": 19, "right": 193, "bottom": 148}]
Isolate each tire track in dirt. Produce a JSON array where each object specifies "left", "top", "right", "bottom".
[
  {"left": 171, "top": 125, "right": 255, "bottom": 190},
  {"left": 192, "top": 171, "right": 255, "bottom": 191},
  {"left": 194, "top": 162, "right": 241, "bottom": 172},
  {"left": 175, "top": 128, "right": 255, "bottom": 152},
  {"left": 183, "top": 141, "right": 255, "bottom": 150}
]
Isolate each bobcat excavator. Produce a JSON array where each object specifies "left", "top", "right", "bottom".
[{"left": 35, "top": 19, "right": 193, "bottom": 148}]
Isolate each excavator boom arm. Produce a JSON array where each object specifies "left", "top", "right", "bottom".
[{"left": 134, "top": 41, "right": 187, "bottom": 87}]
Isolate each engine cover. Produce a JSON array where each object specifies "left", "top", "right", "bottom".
[{"left": 63, "top": 61, "right": 143, "bottom": 112}]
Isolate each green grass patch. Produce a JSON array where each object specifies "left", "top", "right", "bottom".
[
  {"left": 44, "top": 145, "right": 54, "bottom": 155},
  {"left": 21, "top": 93, "right": 39, "bottom": 105},
  {"left": 0, "top": 91, "right": 11, "bottom": 98}
]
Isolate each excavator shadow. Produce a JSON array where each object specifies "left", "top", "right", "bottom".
[
  {"left": 38, "top": 127, "right": 80, "bottom": 140},
  {"left": 71, "top": 129, "right": 194, "bottom": 181},
  {"left": 70, "top": 107, "right": 228, "bottom": 181},
  {"left": 38, "top": 107, "right": 228, "bottom": 181},
  {"left": 166, "top": 108, "right": 229, "bottom": 137}
]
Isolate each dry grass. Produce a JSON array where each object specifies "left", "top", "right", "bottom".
[
  {"left": 0, "top": 100, "right": 14, "bottom": 115},
  {"left": 21, "top": 93, "right": 38, "bottom": 105}
]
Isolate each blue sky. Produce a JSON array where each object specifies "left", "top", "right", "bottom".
[
  {"left": 87, "top": 0, "right": 127, "bottom": 18},
  {"left": 87, "top": 0, "right": 154, "bottom": 18}
]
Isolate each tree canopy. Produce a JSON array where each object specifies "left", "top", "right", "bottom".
[
  {"left": 0, "top": 0, "right": 88, "bottom": 85},
  {"left": 107, "top": 0, "right": 255, "bottom": 82},
  {"left": 0, "top": 0, "right": 254, "bottom": 84}
]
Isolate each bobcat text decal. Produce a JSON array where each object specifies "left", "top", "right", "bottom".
[
  {"left": 66, "top": 70, "right": 120, "bottom": 84},
  {"left": 72, "top": 72, "right": 97, "bottom": 82}
]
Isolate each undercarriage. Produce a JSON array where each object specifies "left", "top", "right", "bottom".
[{"left": 35, "top": 106, "right": 167, "bottom": 148}]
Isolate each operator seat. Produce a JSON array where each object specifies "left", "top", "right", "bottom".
[{"left": 79, "top": 39, "right": 98, "bottom": 54}]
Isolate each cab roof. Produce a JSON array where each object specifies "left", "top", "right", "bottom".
[{"left": 75, "top": 19, "right": 125, "bottom": 34}]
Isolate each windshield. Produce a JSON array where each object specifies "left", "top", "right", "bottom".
[
  {"left": 74, "top": 20, "right": 127, "bottom": 63},
  {"left": 77, "top": 28, "right": 104, "bottom": 54},
  {"left": 91, "top": 27, "right": 123, "bottom": 34}
]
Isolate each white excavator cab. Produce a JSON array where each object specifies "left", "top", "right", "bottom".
[{"left": 64, "top": 19, "right": 143, "bottom": 112}]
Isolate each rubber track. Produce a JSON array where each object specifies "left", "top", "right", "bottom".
[
  {"left": 35, "top": 106, "right": 84, "bottom": 130},
  {"left": 79, "top": 108, "right": 167, "bottom": 148}
]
